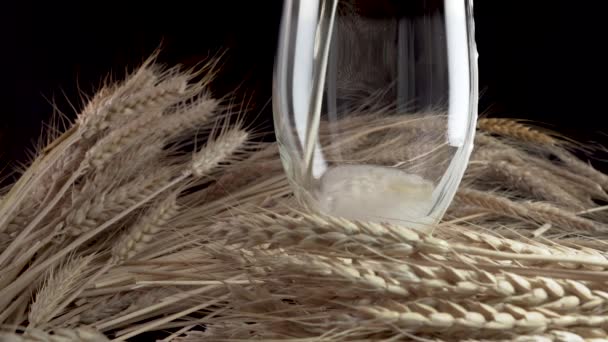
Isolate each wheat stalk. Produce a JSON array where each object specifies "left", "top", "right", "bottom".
[
  {"left": 79, "top": 287, "right": 182, "bottom": 325},
  {"left": 0, "top": 327, "right": 109, "bottom": 342}
]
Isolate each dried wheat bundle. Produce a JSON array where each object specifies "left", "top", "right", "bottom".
[{"left": 1, "top": 58, "right": 607, "bottom": 341}]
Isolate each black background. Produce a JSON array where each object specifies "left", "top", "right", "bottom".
[{"left": 1, "top": 0, "right": 606, "bottom": 175}]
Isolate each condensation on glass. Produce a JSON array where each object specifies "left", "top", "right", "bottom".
[{"left": 273, "top": 0, "right": 478, "bottom": 230}]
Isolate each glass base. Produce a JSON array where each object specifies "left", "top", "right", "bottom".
[{"left": 312, "top": 164, "right": 437, "bottom": 231}]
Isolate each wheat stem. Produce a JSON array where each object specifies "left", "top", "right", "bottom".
[
  {"left": 113, "top": 295, "right": 228, "bottom": 341},
  {"left": 96, "top": 275, "right": 242, "bottom": 331},
  {"left": 158, "top": 324, "right": 197, "bottom": 342}
]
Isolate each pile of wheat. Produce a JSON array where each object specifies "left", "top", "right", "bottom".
[{"left": 1, "top": 60, "right": 607, "bottom": 341}]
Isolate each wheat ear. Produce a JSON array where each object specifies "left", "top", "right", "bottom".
[
  {"left": 525, "top": 156, "right": 608, "bottom": 201},
  {"left": 153, "top": 97, "right": 220, "bottom": 140},
  {"left": 552, "top": 148, "right": 608, "bottom": 190},
  {"left": 113, "top": 193, "right": 180, "bottom": 262},
  {"left": 236, "top": 213, "right": 608, "bottom": 269},
  {"left": 85, "top": 111, "right": 163, "bottom": 170},
  {"left": 455, "top": 188, "right": 606, "bottom": 234},
  {"left": 486, "top": 161, "right": 587, "bottom": 209},
  {"left": 478, "top": 118, "right": 557, "bottom": 145},
  {"left": 252, "top": 249, "right": 607, "bottom": 309},
  {"left": 78, "top": 73, "right": 188, "bottom": 139},
  {"left": 357, "top": 298, "right": 608, "bottom": 337},
  {"left": 60, "top": 167, "right": 175, "bottom": 236},
  {"left": 190, "top": 127, "right": 249, "bottom": 177},
  {"left": 28, "top": 254, "right": 96, "bottom": 327}
]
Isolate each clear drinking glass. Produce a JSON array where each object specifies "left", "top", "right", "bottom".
[{"left": 273, "top": 0, "right": 478, "bottom": 229}]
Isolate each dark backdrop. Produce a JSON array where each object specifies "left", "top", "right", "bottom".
[{"left": 1, "top": 0, "right": 606, "bottom": 175}]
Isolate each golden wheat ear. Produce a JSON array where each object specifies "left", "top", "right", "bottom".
[{"left": 478, "top": 118, "right": 561, "bottom": 145}]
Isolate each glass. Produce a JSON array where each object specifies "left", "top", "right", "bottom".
[{"left": 273, "top": 0, "right": 478, "bottom": 229}]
